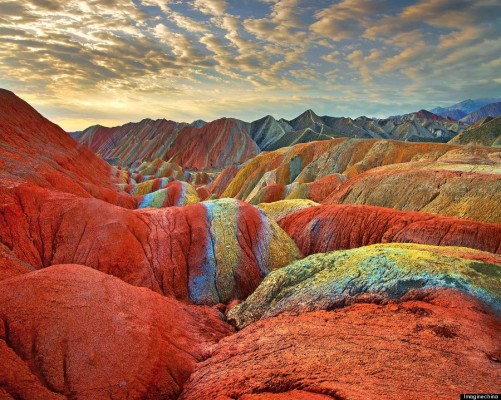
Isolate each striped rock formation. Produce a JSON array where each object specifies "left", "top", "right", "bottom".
[
  {"left": 181, "top": 289, "right": 501, "bottom": 400},
  {"left": 0, "top": 264, "right": 232, "bottom": 399},
  {"left": 0, "top": 89, "right": 135, "bottom": 208},
  {"left": 137, "top": 181, "right": 200, "bottom": 208},
  {"left": 323, "top": 163, "right": 501, "bottom": 223},
  {"left": 75, "top": 117, "right": 259, "bottom": 170},
  {"left": 116, "top": 159, "right": 215, "bottom": 187},
  {"left": 247, "top": 173, "right": 346, "bottom": 204},
  {"left": 222, "top": 138, "right": 500, "bottom": 203},
  {"left": 258, "top": 199, "right": 319, "bottom": 220},
  {"left": 277, "top": 204, "right": 501, "bottom": 255},
  {"left": 228, "top": 243, "right": 501, "bottom": 328},
  {"left": 1, "top": 185, "right": 299, "bottom": 305}
]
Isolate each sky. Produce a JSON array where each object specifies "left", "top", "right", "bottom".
[{"left": 0, "top": 0, "right": 500, "bottom": 131}]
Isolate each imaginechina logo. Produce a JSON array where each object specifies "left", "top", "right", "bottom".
[{"left": 461, "top": 395, "right": 500, "bottom": 400}]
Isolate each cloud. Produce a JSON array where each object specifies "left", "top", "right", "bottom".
[
  {"left": 0, "top": 0, "right": 499, "bottom": 131},
  {"left": 192, "top": 0, "right": 226, "bottom": 16}
]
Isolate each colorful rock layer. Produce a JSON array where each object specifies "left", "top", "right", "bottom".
[
  {"left": 324, "top": 163, "right": 501, "bottom": 223},
  {"left": 278, "top": 204, "right": 501, "bottom": 255},
  {"left": 1, "top": 185, "right": 299, "bottom": 305},
  {"left": 0, "top": 89, "right": 135, "bottom": 208},
  {"left": 137, "top": 181, "right": 200, "bottom": 208},
  {"left": 247, "top": 173, "right": 345, "bottom": 204},
  {"left": 181, "top": 289, "right": 500, "bottom": 400},
  {"left": 75, "top": 117, "right": 260, "bottom": 169},
  {"left": 228, "top": 243, "right": 501, "bottom": 328},
  {"left": 258, "top": 199, "right": 319, "bottom": 220},
  {"left": 222, "top": 138, "right": 499, "bottom": 203},
  {"left": 0, "top": 264, "right": 232, "bottom": 399}
]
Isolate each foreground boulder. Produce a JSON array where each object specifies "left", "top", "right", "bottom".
[
  {"left": 181, "top": 290, "right": 501, "bottom": 400},
  {"left": 278, "top": 204, "right": 501, "bottom": 255},
  {"left": 0, "top": 264, "right": 232, "bottom": 399}
]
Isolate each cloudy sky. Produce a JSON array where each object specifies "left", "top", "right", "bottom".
[{"left": 0, "top": 0, "right": 500, "bottom": 130}]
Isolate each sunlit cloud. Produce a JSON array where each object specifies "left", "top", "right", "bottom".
[{"left": 0, "top": 0, "right": 499, "bottom": 131}]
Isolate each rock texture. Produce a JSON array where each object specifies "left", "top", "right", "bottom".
[
  {"left": 247, "top": 174, "right": 346, "bottom": 204},
  {"left": 73, "top": 108, "right": 469, "bottom": 171},
  {"left": 258, "top": 199, "right": 319, "bottom": 220},
  {"left": 0, "top": 264, "right": 232, "bottom": 400},
  {"left": 0, "top": 90, "right": 299, "bottom": 305},
  {"left": 323, "top": 165, "right": 501, "bottom": 223},
  {"left": 1, "top": 186, "right": 299, "bottom": 305},
  {"left": 75, "top": 117, "right": 259, "bottom": 169},
  {"left": 0, "top": 89, "right": 134, "bottom": 208},
  {"left": 448, "top": 116, "right": 501, "bottom": 147},
  {"left": 278, "top": 204, "right": 501, "bottom": 255},
  {"left": 222, "top": 138, "right": 500, "bottom": 202},
  {"left": 181, "top": 289, "right": 501, "bottom": 400},
  {"left": 228, "top": 243, "right": 501, "bottom": 328}
]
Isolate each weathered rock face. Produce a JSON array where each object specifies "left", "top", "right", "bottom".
[
  {"left": 1, "top": 186, "right": 300, "bottom": 305},
  {"left": 75, "top": 117, "right": 260, "bottom": 170},
  {"left": 166, "top": 118, "right": 260, "bottom": 170},
  {"left": 448, "top": 116, "right": 501, "bottom": 147},
  {"left": 247, "top": 173, "right": 346, "bottom": 204},
  {"left": 0, "top": 264, "right": 233, "bottom": 400},
  {"left": 323, "top": 166, "right": 501, "bottom": 223},
  {"left": 228, "top": 244, "right": 501, "bottom": 328},
  {"left": 258, "top": 199, "right": 319, "bottom": 220},
  {"left": 206, "top": 165, "right": 240, "bottom": 197},
  {"left": 222, "top": 138, "right": 500, "bottom": 201},
  {"left": 278, "top": 204, "right": 501, "bottom": 255},
  {"left": 0, "top": 89, "right": 135, "bottom": 208},
  {"left": 133, "top": 180, "right": 200, "bottom": 207},
  {"left": 73, "top": 118, "right": 188, "bottom": 167},
  {"left": 181, "top": 289, "right": 501, "bottom": 400}
]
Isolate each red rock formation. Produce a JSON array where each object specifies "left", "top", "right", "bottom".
[
  {"left": 166, "top": 118, "right": 259, "bottom": 169},
  {"left": 207, "top": 165, "right": 240, "bottom": 197},
  {"left": 1, "top": 184, "right": 298, "bottom": 304},
  {"left": 75, "top": 118, "right": 260, "bottom": 170},
  {"left": 0, "top": 89, "right": 134, "bottom": 208},
  {"left": 74, "top": 118, "right": 188, "bottom": 167},
  {"left": 180, "top": 289, "right": 501, "bottom": 400},
  {"left": 278, "top": 204, "right": 501, "bottom": 255},
  {"left": 0, "top": 264, "right": 232, "bottom": 399}
]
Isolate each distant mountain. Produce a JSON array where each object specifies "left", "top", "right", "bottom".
[
  {"left": 431, "top": 98, "right": 501, "bottom": 120},
  {"left": 73, "top": 108, "right": 467, "bottom": 169},
  {"left": 449, "top": 116, "right": 501, "bottom": 147},
  {"left": 459, "top": 102, "right": 501, "bottom": 124},
  {"left": 74, "top": 117, "right": 258, "bottom": 170}
]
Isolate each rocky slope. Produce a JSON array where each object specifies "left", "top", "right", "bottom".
[
  {"left": 0, "top": 264, "right": 232, "bottom": 399},
  {"left": 460, "top": 102, "right": 501, "bottom": 124},
  {"left": 221, "top": 139, "right": 500, "bottom": 217},
  {"left": 2, "top": 89, "right": 500, "bottom": 399},
  {"left": 449, "top": 116, "right": 501, "bottom": 147},
  {"left": 73, "top": 109, "right": 467, "bottom": 169},
  {"left": 0, "top": 90, "right": 300, "bottom": 304},
  {"left": 182, "top": 244, "right": 501, "bottom": 399},
  {"left": 323, "top": 162, "right": 501, "bottom": 223},
  {"left": 277, "top": 204, "right": 501, "bottom": 255}
]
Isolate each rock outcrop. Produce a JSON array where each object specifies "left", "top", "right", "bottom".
[
  {"left": 0, "top": 264, "right": 232, "bottom": 399},
  {"left": 323, "top": 165, "right": 501, "bottom": 223},
  {"left": 181, "top": 289, "right": 501, "bottom": 400},
  {"left": 278, "top": 204, "right": 501, "bottom": 255},
  {"left": 228, "top": 243, "right": 501, "bottom": 327}
]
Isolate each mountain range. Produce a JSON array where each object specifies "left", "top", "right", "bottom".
[
  {"left": 73, "top": 108, "right": 467, "bottom": 169},
  {"left": 431, "top": 98, "right": 501, "bottom": 120}
]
